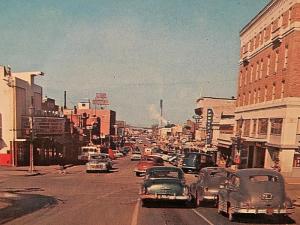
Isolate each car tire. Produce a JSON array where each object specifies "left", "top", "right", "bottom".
[
  {"left": 136, "top": 172, "right": 141, "bottom": 177},
  {"left": 195, "top": 192, "right": 201, "bottom": 207},
  {"left": 228, "top": 205, "right": 235, "bottom": 222}
]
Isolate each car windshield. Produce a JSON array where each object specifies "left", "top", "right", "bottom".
[{"left": 147, "top": 170, "right": 182, "bottom": 179}]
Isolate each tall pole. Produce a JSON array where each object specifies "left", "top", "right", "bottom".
[
  {"left": 28, "top": 102, "right": 35, "bottom": 173},
  {"left": 160, "top": 99, "right": 163, "bottom": 127}
]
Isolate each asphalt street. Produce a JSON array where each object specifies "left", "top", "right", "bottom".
[{"left": 0, "top": 154, "right": 298, "bottom": 225}]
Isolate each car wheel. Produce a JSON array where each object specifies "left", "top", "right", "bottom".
[
  {"left": 196, "top": 192, "right": 201, "bottom": 207},
  {"left": 217, "top": 198, "right": 222, "bottom": 214},
  {"left": 228, "top": 205, "right": 235, "bottom": 222}
]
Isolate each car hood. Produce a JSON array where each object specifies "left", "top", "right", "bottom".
[{"left": 144, "top": 179, "right": 185, "bottom": 195}]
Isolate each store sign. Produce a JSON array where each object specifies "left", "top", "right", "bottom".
[
  {"left": 206, "top": 108, "right": 214, "bottom": 145},
  {"left": 92, "top": 92, "right": 109, "bottom": 106},
  {"left": 22, "top": 116, "right": 65, "bottom": 136}
]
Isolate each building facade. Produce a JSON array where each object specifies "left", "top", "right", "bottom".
[
  {"left": 236, "top": 0, "right": 300, "bottom": 176},
  {"left": 194, "top": 97, "right": 236, "bottom": 149},
  {"left": 0, "top": 66, "right": 66, "bottom": 166}
]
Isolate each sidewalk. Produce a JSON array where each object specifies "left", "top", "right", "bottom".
[{"left": 0, "top": 164, "right": 75, "bottom": 177}]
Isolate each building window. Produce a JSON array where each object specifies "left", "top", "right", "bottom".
[
  {"left": 288, "top": 8, "right": 292, "bottom": 26},
  {"left": 239, "top": 71, "right": 242, "bottom": 87},
  {"left": 257, "top": 88, "right": 261, "bottom": 103},
  {"left": 267, "top": 55, "right": 271, "bottom": 76},
  {"left": 281, "top": 80, "right": 285, "bottom": 98},
  {"left": 275, "top": 50, "right": 279, "bottom": 74},
  {"left": 272, "top": 83, "right": 276, "bottom": 100},
  {"left": 284, "top": 45, "right": 288, "bottom": 69},
  {"left": 253, "top": 90, "right": 257, "bottom": 104},
  {"left": 270, "top": 118, "right": 283, "bottom": 135},
  {"left": 294, "top": 154, "right": 300, "bottom": 167},
  {"left": 248, "top": 91, "right": 251, "bottom": 105},
  {"left": 244, "top": 68, "right": 248, "bottom": 85},
  {"left": 256, "top": 62, "right": 259, "bottom": 80},
  {"left": 250, "top": 65, "right": 253, "bottom": 83},
  {"left": 243, "top": 119, "right": 251, "bottom": 137},
  {"left": 264, "top": 86, "right": 268, "bottom": 102},
  {"left": 252, "top": 119, "right": 257, "bottom": 136},
  {"left": 259, "top": 59, "right": 264, "bottom": 79},
  {"left": 258, "top": 118, "right": 268, "bottom": 135},
  {"left": 242, "top": 93, "right": 246, "bottom": 106}
]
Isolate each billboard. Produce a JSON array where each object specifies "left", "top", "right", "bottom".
[{"left": 92, "top": 93, "right": 109, "bottom": 106}]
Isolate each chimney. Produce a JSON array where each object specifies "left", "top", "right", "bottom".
[{"left": 64, "top": 91, "right": 67, "bottom": 109}]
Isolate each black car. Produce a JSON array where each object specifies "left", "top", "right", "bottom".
[{"left": 181, "top": 152, "right": 215, "bottom": 173}]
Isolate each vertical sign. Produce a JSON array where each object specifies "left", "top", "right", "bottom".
[{"left": 206, "top": 108, "right": 214, "bottom": 145}]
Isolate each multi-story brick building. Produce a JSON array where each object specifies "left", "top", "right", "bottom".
[{"left": 236, "top": 0, "right": 300, "bottom": 176}]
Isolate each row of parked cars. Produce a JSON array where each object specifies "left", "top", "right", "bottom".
[{"left": 133, "top": 152, "right": 295, "bottom": 222}]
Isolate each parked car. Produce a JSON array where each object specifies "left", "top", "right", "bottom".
[
  {"left": 190, "top": 167, "right": 227, "bottom": 206},
  {"left": 218, "top": 168, "right": 295, "bottom": 221},
  {"left": 131, "top": 151, "right": 142, "bottom": 161},
  {"left": 86, "top": 154, "right": 113, "bottom": 173},
  {"left": 120, "top": 146, "right": 131, "bottom": 155},
  {"left": 182, "top": 152, "right": 215, "bottom": 173},
  {"left": 134, "top": 155, "right": 164, "bottom": 177},
  {"left": 112, "top": 150, "right": 123, "bottom": 158},
  {"left": 140, "top": 166, "right": 190, "bottom": 206}
]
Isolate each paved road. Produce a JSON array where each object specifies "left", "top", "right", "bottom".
[{"left": 0, "top": 155, "right": 298, "bottom": 225}]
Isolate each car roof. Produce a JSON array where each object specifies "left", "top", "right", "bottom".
[
  {"left": 147, "top": 166, "right": 182, "bottom": 172},
  {"left": 234, "top": 168, "right": 282, "bottom": 177}
]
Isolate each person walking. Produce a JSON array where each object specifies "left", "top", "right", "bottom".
[{"left": 58, "top": 153, "right": 66, "bottom": 174}]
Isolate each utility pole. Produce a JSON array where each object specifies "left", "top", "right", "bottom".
[{"left": 28, "top": 102, "right": 35, "bottom": 173}]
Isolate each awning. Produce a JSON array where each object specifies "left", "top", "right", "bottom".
[{"left": 217, "top": 143, "right": 232, "bottom": 149}]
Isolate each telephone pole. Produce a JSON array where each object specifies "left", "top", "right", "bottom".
[{"left": 28, "top": 102, "right": 35, "bottom": 173}]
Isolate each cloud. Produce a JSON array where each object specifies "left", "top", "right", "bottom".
[{"left": 148, "top": 104, "right": 167, "bottom": 125}]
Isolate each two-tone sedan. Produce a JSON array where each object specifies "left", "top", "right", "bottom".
[
  {"left": 134, "top": 155, "right": 164, "bottom": 177},
  {"left": 86, "top": 154, "right": 112, "bottom": 173},
  {"left": 140, "top": 166, "right": 190, "bottom": 206}
]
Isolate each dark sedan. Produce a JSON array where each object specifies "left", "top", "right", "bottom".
[
  {"left": 190, "top": 167, "right": 227, "bottom": 207},
  {"left": 182, "top": 152, "right": 215, "bottom": 173},
  {"left": 218, "top": 168, "right": 294, "bottom": 221},
  {"left": 140, "top": 166, "right": 190, "bottom": 206}
]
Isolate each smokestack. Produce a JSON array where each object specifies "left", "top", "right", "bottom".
[
  {"left": 160, "top": 99, "right": 163, "bottom": 127},
  {"left": 64, "top": 91, "right": 67, "bottom": 109}
]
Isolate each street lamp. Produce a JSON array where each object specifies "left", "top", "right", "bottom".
[{"left": 28, "top": 104, "right": 35, "bottom": 173}]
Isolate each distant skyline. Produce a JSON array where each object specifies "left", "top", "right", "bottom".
[{"left": 0, "top": 0, "right": 269, "bottom": 126}]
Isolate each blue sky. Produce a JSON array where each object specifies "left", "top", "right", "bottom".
[{"left": 0, "top": 0, "right": 268, "bottom": 126}]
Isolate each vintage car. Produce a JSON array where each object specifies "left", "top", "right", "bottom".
[
  {"left": 218, "top": 168, "right": 295, "bottom": 221},
  {"left": 131, "top": 151, "right": 142, "bottom": 161},
  {"left": 190, "top": 167, "right": 227, "bottom": 206},
  {"left": 86, "top": 154, "right": 113, "bottom": 173},
  {"left": 112, "top": 150, "right": 123, "bottom": 158},
  {"left": 182, "top": 152, "right": 215, "bottom": 173},
  {"left": 140, "top": 166, "right": 190, "bottom": 205},
  {"left": 134, "top": 155, "right": 164, "bottom": 177}
]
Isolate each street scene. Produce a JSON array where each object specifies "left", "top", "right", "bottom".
[{"left": 1, "top": 0, "right": 300, "bottom": 225}]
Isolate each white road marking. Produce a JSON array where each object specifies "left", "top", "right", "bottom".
[
  {"left": 192, "top": 209, "right": 215, "bottom": 225},
  {"left": 131, "top": 198, "right": 141, "bottom": 225}
]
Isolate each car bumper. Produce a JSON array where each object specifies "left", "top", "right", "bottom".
[
  {"left": 140, "top": 194, "right": 189, "bottom": 201},
  {"left": 231, "top": 207, "right": 295, "bottom": 214},
  {"left": 86, "top": 167, "right": 108, "bottom": 171},
  {"left": 203, "top": 195, "right": 218, "bottom": 200},
  {"left": 134, "top": 169, "right": 146, "bottom": 173}
]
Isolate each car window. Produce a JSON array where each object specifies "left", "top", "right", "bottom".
[
  {"left": 147, "top": 170, "right": 182, "bottom": 179},
  {"left": 200, "top": 155, "right": 206, "bottom": 163},
  {"left": 249, "top": 175, "right": 279, "bottom": 182}
]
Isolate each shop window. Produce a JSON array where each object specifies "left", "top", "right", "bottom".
[
  {"left": 243, "top": 119, "right": 251, "bottom": 137},
  {"left": 258, "top": 118, "right": 268, "bottom": 135},
  {"left": 270, "top": 118, "right": 283, "bottom": 135},
  {"left": 294, "top": 154, "right": 300, "bottom": 167}
]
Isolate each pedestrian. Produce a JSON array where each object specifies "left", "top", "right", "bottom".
[{"left": 58, "top": 153, "right": 66, "bottom": 174}]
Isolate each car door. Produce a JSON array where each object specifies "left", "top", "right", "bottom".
[{"left": 226, "top": 175, "right": 241, "bottom": 207}]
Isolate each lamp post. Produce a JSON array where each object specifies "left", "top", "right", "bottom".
[{"left": 28, "top": 105, "right": 35, "bottom": 173}]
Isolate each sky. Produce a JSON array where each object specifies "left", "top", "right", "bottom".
[{"left": 0, "top": 0, "right": 269, "bottom": 126}]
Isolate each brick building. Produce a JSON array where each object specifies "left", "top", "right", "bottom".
[{"left": 236, "top": 0, "right": 300, "bottom": 176}]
